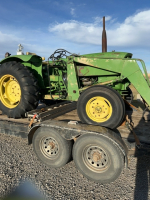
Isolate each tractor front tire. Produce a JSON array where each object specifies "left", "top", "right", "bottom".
[
  {"left": 0, "top": 61, "right": 39, "bottom": 118},
  {"left": 77, "top": 85, "right": 125, "bottom": 129}
]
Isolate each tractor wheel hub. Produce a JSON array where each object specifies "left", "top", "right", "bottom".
[
  {"left": 0, "top": 75, "right": 21, "bottom": 108},
  {"left": 86, "top": 96, "right": 112, "bottom": 122}
]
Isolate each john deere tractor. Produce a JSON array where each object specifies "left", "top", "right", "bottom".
[{"left": 0, "top": 46, "right": 150, "bottom": 129}]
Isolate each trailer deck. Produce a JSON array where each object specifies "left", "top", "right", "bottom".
[{"left": 0, "top": 107, "right": 149, "bottom": 144}]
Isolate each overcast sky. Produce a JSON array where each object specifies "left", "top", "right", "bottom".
[{"left": 0, "top": 0, "right": 150, "bottom": 72}]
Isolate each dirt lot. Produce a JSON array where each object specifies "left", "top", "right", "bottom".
[{"left": 0, "top": 132, "right": 150, "bottom": 200}]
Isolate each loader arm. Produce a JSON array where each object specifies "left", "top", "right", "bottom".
[
  {"left": 73, "top": 56, "right": 150, "bottom": 106},
  {"left": 121, "top": 59, "right": 150, "bottom": 106}
]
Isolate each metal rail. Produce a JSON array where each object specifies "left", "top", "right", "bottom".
[{"left": 27, "top": 101, "right": 77, "bottom": 122}]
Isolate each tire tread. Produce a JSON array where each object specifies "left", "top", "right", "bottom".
[{"left": 0, "top": 61, "right": 39, "bottom": 118}]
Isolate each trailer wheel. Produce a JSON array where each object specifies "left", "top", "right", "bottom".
[
  {"left": 33, "top": 127, "right": 73, "bottom": 168},
  {"left": 0, "top": 61, "right": 39, "bottom": 118},
  {"left": 73, "top": 133, "right": 124, "bottom": 183},
  {"left": 77, "top": 85, "right": 125, "bottom": 129}
]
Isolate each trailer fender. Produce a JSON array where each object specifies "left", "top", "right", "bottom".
[
  {"left": 91, "top": 131, "right": 129, "bottom": 167},
  {"left": 28, "top": 121, "right": 128, "bottom": 167},
  {"left": 28, "top": 125, "right": 41, "bottom": 145}
]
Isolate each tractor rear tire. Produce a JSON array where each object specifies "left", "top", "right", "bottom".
[
  {"left": 77, "top": 85, "right": 125, "bottom": 129},
  {"left": 0, "top": 61, "right": 39, "bottom": 118}
]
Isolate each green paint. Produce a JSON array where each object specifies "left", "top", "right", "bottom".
[
  {"left": 66, "top": 58, "right": 79, "bottom": 100},
  {"left": 82, "top": 52, "right": 133, "bottom": 59},
  {"left": 1, "top": 51, "right": 150, "bottom": 106}
]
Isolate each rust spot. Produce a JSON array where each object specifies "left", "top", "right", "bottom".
[
  {"left": 78, "top": 67, "right": 84, "bottom": 76},
  {"left": 120, "top": 120, "right": 126, "bottom": 126},
  {"left": 78, "top": 66, "right": 89, "bottom": 76},
  {"left": 49, "top": 142, "right": 55, "bottom": 149},
  {"left": 93, "top": 152, "right": 101, "bottom": 162}
]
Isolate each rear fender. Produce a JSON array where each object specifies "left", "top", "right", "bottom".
[
  {"left": 0, "top": 55, "right": 45, "bottom": 88},
  {"left": 0, "top": 55, "right": 42, "bottom": 65}
]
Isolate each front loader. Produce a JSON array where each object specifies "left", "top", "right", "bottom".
[{"left": 0, "top": 47, "right": 149, "bottom": 129}]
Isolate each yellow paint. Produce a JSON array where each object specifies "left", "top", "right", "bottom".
[
  {"left": 86, "top": 96, "right": 112, "bottom": 122},
  {"left": 44, "top": 95, "right": 59, "bottom": 99},
  {"left": 0, "top": 75, "right": 21, "bottom": 108}
]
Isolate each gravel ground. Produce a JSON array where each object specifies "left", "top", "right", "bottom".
[{"left": 0, "top": 133, "right": 150, "bottom": 200}]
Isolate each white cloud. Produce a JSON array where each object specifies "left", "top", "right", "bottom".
[
  {"left": 94, "top": 16, "right": 112, "bottom": 24},
  {"left": 49, "top": 10, "right": 150, "bottom": 48},
  {"left": 0, "top": 9, "right": 150, "bottom": 72},
  {"left": 70, "top": 8, "right": 75, "bottom": 17},
  {"left": 49, "top": 20, "right": 101, "bottom": 45},
  {"left": 0, "top": 31, "right": 23, "bottom": 58},
  {"left": 0, "top": 29, "right": 55, "bottom": 60}
]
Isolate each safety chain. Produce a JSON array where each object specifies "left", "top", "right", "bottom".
[
  {"left": 28, "top": 114, "right": 37, "bottom": 129},
  {"left": 125, "top": 115, "right": 142, "bottom": 149}
]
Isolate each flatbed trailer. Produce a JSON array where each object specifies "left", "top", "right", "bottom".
[{"left": 0, "top": 102, "right": 150, "bottom": 183}]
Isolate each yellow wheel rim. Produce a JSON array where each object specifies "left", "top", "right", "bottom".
[
  {"left": 0, "top": 75, "right": 21, "bottom": 108},
  {"left": 86, "top": 97, "right": 112, "bottom": 123}
]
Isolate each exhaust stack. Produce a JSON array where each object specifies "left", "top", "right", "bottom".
[{"left": 102, "top": 16, "right": 107, "bottom": 52}]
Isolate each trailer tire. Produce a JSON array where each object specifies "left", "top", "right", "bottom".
[
  {"left": 77, "top": 85, "right": 125, "bottom": 129},
  {"left": 73, "top": 133, "right": 124, "bottom": 183},
  {"left": 0, "top": 61, "right": 39, "bottom": 118},
  {"left": 33, "top": 127, "right": 73, "bottom": 168}
]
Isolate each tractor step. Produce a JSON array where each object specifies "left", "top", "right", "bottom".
[{"left": 27, "top": 101, "right": 77, "bottom": 122}]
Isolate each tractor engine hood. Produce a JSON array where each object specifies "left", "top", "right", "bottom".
[{"left": 82, "top": 52, "right": 133, "bottom": 59}]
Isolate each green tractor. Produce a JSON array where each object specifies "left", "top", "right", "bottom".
[{"left": 0, "top": 46, "right": 150, "bottom": 129}]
